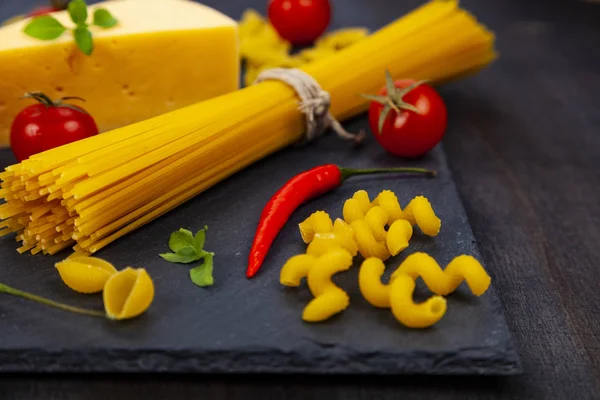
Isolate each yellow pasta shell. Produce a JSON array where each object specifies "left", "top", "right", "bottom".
[
  {"left": 103, "top": 267, "right": 154, "bottom": 320},
  {"left": 55, "top": 257, "right": 118, "bottom": 294}
]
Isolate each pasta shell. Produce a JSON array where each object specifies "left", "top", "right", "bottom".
[
  {"left": 55, "top": 257, "right": 118, "bottom": 294},
  {"left": 103, "top": 268, "right": 154, "bottom": 320}
]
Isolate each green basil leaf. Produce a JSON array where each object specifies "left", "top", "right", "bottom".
[
  {"left": 23, "top": 16, "right": 66, "bottom": 40},
  {"left": 193, "top": 226, "right": 207, "bottom": 253},
  {"left": 168, "top": 229, "right": 195, "bottom": 253},
  {"left": 177, "top": 246, "right": 200, "bottom": 258},
  {"left": 68, "top": 0, "right": 88, "bottom": 25},
  {"left": 190, "top": 253, "right": 214, "bottom": 287},
  {"left": 159, "top": 252, "right": 198, "bottom": 264},
  {"left": 93, "top": 8, "right": 118, "bottom": 28}
]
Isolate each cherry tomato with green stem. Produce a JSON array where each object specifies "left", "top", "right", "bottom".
[
  {"left": 363, "top": 71, "right": 448, "bottom": 158},
  {"left": 10, "top": 92, "right": 98, "bottom": 161}
]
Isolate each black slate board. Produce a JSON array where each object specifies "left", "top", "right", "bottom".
[{"left": 0, "top": 116, "right": 521, "bottom": 374}]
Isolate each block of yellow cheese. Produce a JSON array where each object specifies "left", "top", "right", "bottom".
[{"left": 0, "top": 0, "right": 239, "bottom": 147}]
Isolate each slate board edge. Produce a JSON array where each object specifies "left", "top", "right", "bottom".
[
  {"left": 435, "top": 145, "right": 522, "bottom": 374},
  {"left": 0, "top": 345, "right": 521, "bottom": 375}
]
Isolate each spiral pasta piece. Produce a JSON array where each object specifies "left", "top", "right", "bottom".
[
  {"left": 350, "top": 219, "right": 391, "bottom": 260},
  {"left": 402, "top": 196, "right": 441, "bottom": 237},
  {"left": 346, "top": 190, "right": 441, "bottom": 237},
  {"left": 299, "top": 211, "right": 333, "bottom": 243},
  {"left": 390, "top": 253, "right": 491, "bottom": 296},
  {"left": 386, "top": 219, "right": 413, "bottom": 256},
  {"left": 303, "top": 249, "right": 353, "bottom": 322},
  {"left": 342, "top": 190, "right": 372, "bottom": 223},
  {"left": 365, "top": 206, "right": 388, "bottom": 242},
  {"left": 280, "top": 254, "right": 317, "bottom": 287},
  {"left": 389, "top": 275, "right": 447, "bottom": 328},
  {"left": 372, "top": 190, "right": 406, "bottom": 224},
  {"left": 358, "top": 257, "right": 391, "bottom": 308},
  {"left": 331, "top": 219, "right": 358, "bottom": 255}
]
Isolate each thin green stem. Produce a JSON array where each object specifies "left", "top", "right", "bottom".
[
  {"left": 340, "top": 167, "right": 436, "bottom": 182},
  {"left": 0, "top": 283, "right": 106, "bottom": 318}
]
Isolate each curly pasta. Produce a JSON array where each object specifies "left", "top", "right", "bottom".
[
  {"left": 280, "top": 254, "right": 316, "bottom": 287},
  {"left": 390, "top": 275, "right": 447, "bottom": 328},
  {"left": 387, "top": 219, "right": 413, "bottom": 256},
  {"left": 343, "top": 190, "right": 431, "bottom": 259},
  {"left": 358, "top": 256, "right": 447, "bottom": 328},
  {"left": 238, "top": 10, "right": 368, "bottom": 86},
  {"left": 304, "top": 249, "right": 353, "bottom": 322},
  {"left": 358, "top": 257, "right": 391, "bottom": 308},
  {"left": 390, "top": 252, "right": 491, "bottom": 296},
  {"left": 358, "top": 253, "right": 491, "bottom": 328},
  {"left": 299, "top": 210, "right": 334, "bottom": 243},
  {"left": 281, "top": 249, "right": 353, "bottom": 322},
  {"left": 350, "top": 218, "right": 391, "bottom": 260},
  {"left": 402, "top": 196, "right": 441, "bottom": 237},
  {"left": 344, "top": 190, "right": 441, "bottom": 237},
  {"left": 280, "top": 189, "right": 485, "bottom": 328},
  {"left": 299, "top": 212, "right": 358, "bottom": 256}
]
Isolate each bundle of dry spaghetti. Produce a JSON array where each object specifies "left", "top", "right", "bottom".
[{"left": 0, "top": 0, "right": 496, "bottom": 256}]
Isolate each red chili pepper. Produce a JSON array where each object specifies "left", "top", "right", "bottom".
[{"left": 246, "top": 164, "right": 436, "bottom": 278}]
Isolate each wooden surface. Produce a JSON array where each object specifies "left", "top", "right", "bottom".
[{"left": 1, "top": 0, "right": 600, "bottom": 398}]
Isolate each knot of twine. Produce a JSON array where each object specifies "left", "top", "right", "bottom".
[{"left": 254, "top": 68, "right": 365, "bottom": 145}]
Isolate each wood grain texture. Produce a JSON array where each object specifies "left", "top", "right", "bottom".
[{"left": 1, "top": 0, "right": 600, "bottom": 399}]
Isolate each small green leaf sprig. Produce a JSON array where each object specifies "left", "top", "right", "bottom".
[
  {"left": 23, "top": 0, "right": 118, "bottom": 56},
  {"left": 160, "top": 227, "right": 215, "bottom": 288}
]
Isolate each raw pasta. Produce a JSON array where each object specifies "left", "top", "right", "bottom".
[
  {"left": 0, "top": 0, "right": 493, "bottom": 256},
  {"left": 238, "top": 10, "right": 369, "bottom": 86},
  {"left": 390, "top": 252, "right": 491, "bottom": 296},
  {"left": 390, "top": 274, "right": 447, "bottom": 328},
  {"left": 358, "top": 253, "right": 491, "bottom": 328},
  {"left": 281, "top": 248, "right": 352, "bottom": 322}
]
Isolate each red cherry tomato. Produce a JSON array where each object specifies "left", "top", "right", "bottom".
[
  {"left": 268, "top": 0, "right": 331, "bottom": 45},
  {"left": 10, "top": 93, "right": 98, "bottom": 162},
  {"left": 368, "top": 79, "right": 447, "bottom": 158}
]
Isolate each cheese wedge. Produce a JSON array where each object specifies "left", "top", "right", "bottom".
[{"left": 0, "top": 0, "right": 239, "bottom": 147}]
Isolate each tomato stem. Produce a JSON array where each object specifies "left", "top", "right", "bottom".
[
  {"left": 0, "top": 282, "right": 106, "bottom": 318},
  {"left": 21, "top": 92, "right": 89, "bottom": 114},
  {"left": 60, "top": 96, "right": 85, "bottom": 103},
  {"left": 22, "top": 92, "right": 55, "bottom": 107}
]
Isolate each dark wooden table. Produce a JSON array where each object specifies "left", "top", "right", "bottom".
[{"left": 1, "top": 0, "right": 599, "bottom": 398}]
